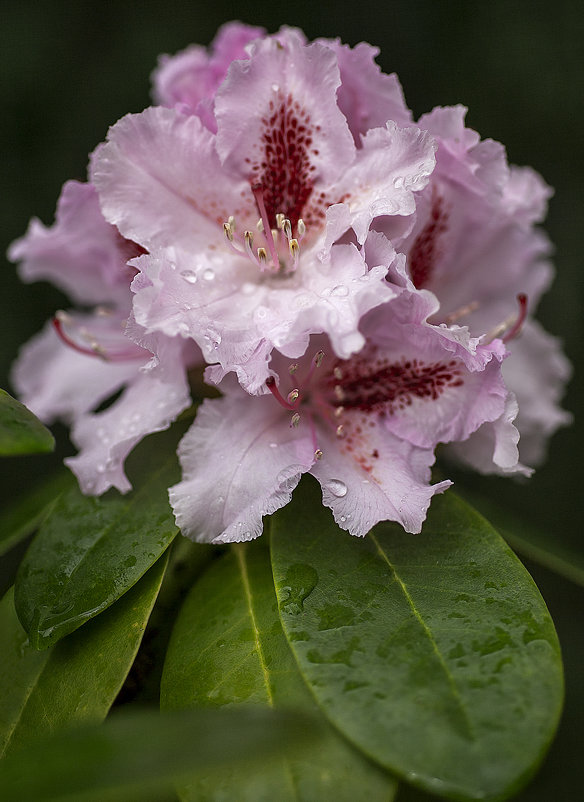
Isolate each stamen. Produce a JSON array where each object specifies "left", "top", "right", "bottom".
[
  {"left": 485, "top": 294, "right": 528, "bottom": 343},
  {"left": 228, "top": 215, "right": 236, "bottom": 231},
  {"left": 256, "top": 218, "right": 264, "bottom": 233},
  {"left": 244, "top": 230, "right": 257, "bottom": 264},
  {"left": 297, "top": 218, "right": 306, "bottom": 239},
  {"left": 335, "top": 385, "right": 345, "bottom": 402},
  {"left": 257, "top": 247, "right": 267, "bottom": 265},
  {"left": 300, "top": 349, "right": 325, "bottom": 387},
  {"left": 276, "top": 213, "right": 286, "bottom": 230},
  {"left": 287, "top": 389, "right": 300, "bottom": 405},
  {"left": 289, "top": 238, "right": 300, "bottom": 269},
  {"left": 288, "top": 363, "right": 299, "bottom": 374},
  {"left": 314, "top": 448, "right": 323, "bottom": 460},
  {"left": 283, "top": 219, "right": 292, "bottom": 240},
  {"left": 333, "top": 366, "right": 343, "bottom": 380},
  {"left": 445, "top": 300, "right": 479, "bottom": 324},
  {"left": 266, "top": 376, "right": 296, "bottom": 410},
  {"left": 252, "top": 184, "right": 280, "bottom": 268},
  {"left": 290, "top": 412, "right": 301, "bottom": 428},
  {"left": 336, "top": 424, "right": 346, "bottom": 439},
  {"left": 53, "top": 312, "right": 139, "bottom": 363},
  {"left": 223, "top": 221, "right": 234, "bottom": 242},
  {"left": 334, "top": 405, "right": 344, "bottom": 418},
  {"left": 502, "top": 294, "right": 528, "bottom": 343}
]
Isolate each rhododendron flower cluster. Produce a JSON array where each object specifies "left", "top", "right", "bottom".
[{"left": 9, "top": 22, "right": 570, "bottom": 542}]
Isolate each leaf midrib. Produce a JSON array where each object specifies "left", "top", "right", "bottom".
[{"left": 370, "top": 533, "right": 476, "bottom": 742}]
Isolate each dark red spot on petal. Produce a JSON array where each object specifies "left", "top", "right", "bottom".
[
  {"left": 408, "top": 193, "right": 448, "bottom": 289},
  {"left": 252, "top": 92, "right": 315, "bottom": 229},
  {"left": 327, "top": 350, "right": 463, "bottom": 416}
]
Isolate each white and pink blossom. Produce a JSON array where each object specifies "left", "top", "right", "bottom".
[
  {"left": 9, "top": 181, "right": 193, "bottom": 494},
  {"left": 170, "top": 291, "right": 514, "bottom": 542},
  {"left": 91, "top": 30, "right": 436, "bottom": 393}
]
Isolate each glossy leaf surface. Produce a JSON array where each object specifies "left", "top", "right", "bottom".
[
  {"left": 271, "top": 478, "right": 564, "bottom": 801},
  {"left": 0, "top": 389, "right": 54, "bottom": 456},
  {"left": 14, "top": 455, "right": 178, "bottom": 649},
  {"left": 0, "top": 554, "right": 167, "bottom": 756},
  {"left": 161, "top": 543, "right": 397, "bottom": 802},
  {"left": 0, "top": 706, "right": 317, "bottom": 801}
]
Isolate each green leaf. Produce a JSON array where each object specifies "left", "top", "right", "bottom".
[
  {"left": 0, "top": 471, "right": 75, "bottom": 558},
  {"left": 0, "top": 706, "right": 318, "bottom": 801},
  {"left": 161, "top": 541, "right": 397, "bottom": 802},
  {"left": 14, "top": 453, "right": 179, "bottom": 649},
  {"left": 0, "top": 553, "right": 168, "bottom": 757},
  {"left": 271, "top": 478, "right": 564, "bottom": 802},
  {"left": 0, "top": 389, "right": 54, "bottom": 456}
]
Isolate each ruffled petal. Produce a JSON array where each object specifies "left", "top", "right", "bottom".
[
  {"left": 8, "top": 181, "right": 133, "bottom": 306},
  {"left": 310, "top": 418, "right": 450, "bottom": 535},
  {"left": 444, "top": 393, "right": 532, "bottom": 477},
  {"left": 169, "top": 393, "right": 314, "bottom": 543},
  {"left": 152, "top": 22, "right": 264, "bottom": 127},
  {"left": 132, "top": 238, "right": 397, "bottom": 393},
  {"left": 320, "top": 40, "right": 412, "bottom": 145},
  {"left": 329, "top": 121, "right": 436, "bottom": 244},
  {"left": 91, "top": 107, "right": 250, "bottom": 252},
  {"left": 215, "top": 34, "right": 355, "bottom": 227},
  {"left": 65, "top": 335, "right": 190, "bottom": 495}
]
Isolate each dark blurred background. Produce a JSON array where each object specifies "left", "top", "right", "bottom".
[{"left": 1, "top": 1, "right": 582, "bottom": 799}]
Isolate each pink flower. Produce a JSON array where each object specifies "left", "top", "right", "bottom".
[
  {"left": 170, "top": 290, "right": 511, "bottom": 542},
  {"left": 377, "top": 105, "right": 572, "bottom": 472},
  {"left": 152, "top": 21, "right": 265, "bottom": 130},
  {"left": 91, "top": 29, "right": 436, "bottom": 393},
  {"left": 9, "top": 180, "right": 193, "bottom": 494}
]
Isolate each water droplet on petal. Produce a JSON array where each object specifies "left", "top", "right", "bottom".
[
  {"left": 204, "top": 328, "right": 222, "bottom": 350},
  {"left": 254, "top": 305, "right": 268, "bottom": 321},
  {"left": 326, "top": 479, "right": 348, "bottom": 498},
  {"left": 241, "top": 282, "right": 256, "bottom": 295},
  {"left": 340, "top": 515, "right": 347, "bottom": 523},
  {"left": 269, "top": 442, "right": 278, "bottom": 449},
  {"left": 271, "top": 83, "right": 280, "bottom": 92},
  {"left": 294, "top": 293, "right": 312, "bottom": 309},
  {"left": 331, "top": 284, "right": 349, "bottom": 297},
  {"left": 202, "top": 268, "right": 215, "bottom": 281},
  {"left": 180, "top": 269, "right": 197, "bottom": 284}
]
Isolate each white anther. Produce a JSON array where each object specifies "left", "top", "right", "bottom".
[
  {"left": 314, "top": 350, "right": 325, "bottom": 368},
  {"left": 297, "top": 218, "right": 306, "bottom": 237},
  {"left": 287, "top": 389, "right": 299, "bottom": 404},
  {"left": 314, "top": 449, "right": 323, "bottom": 460},
  {"left": 334, "top": 385, "right": 345, "bottom": 401},
  {"left": 223, "top": 222, "right": 234, "bottom": 241},
  {"left": 290, "top": 412, "right": 301, "bottom": 428},
  {"left": 334, "top": 405, "right": 344, "bottom": 418},
  {"left": 283, "top": 219, "right": 292, "bottom": 239},
  {"left": 336, "top": 424, "right": 345, "bottom": 439},
  {"left": 276, "top": 213, "right": 286, "bottom": 230},
  {"left": 256, "top": 218, "right": 264, "bottom": 233},
  {"left": 333, "top": 366, "right": 343, "bottom": 380}
]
